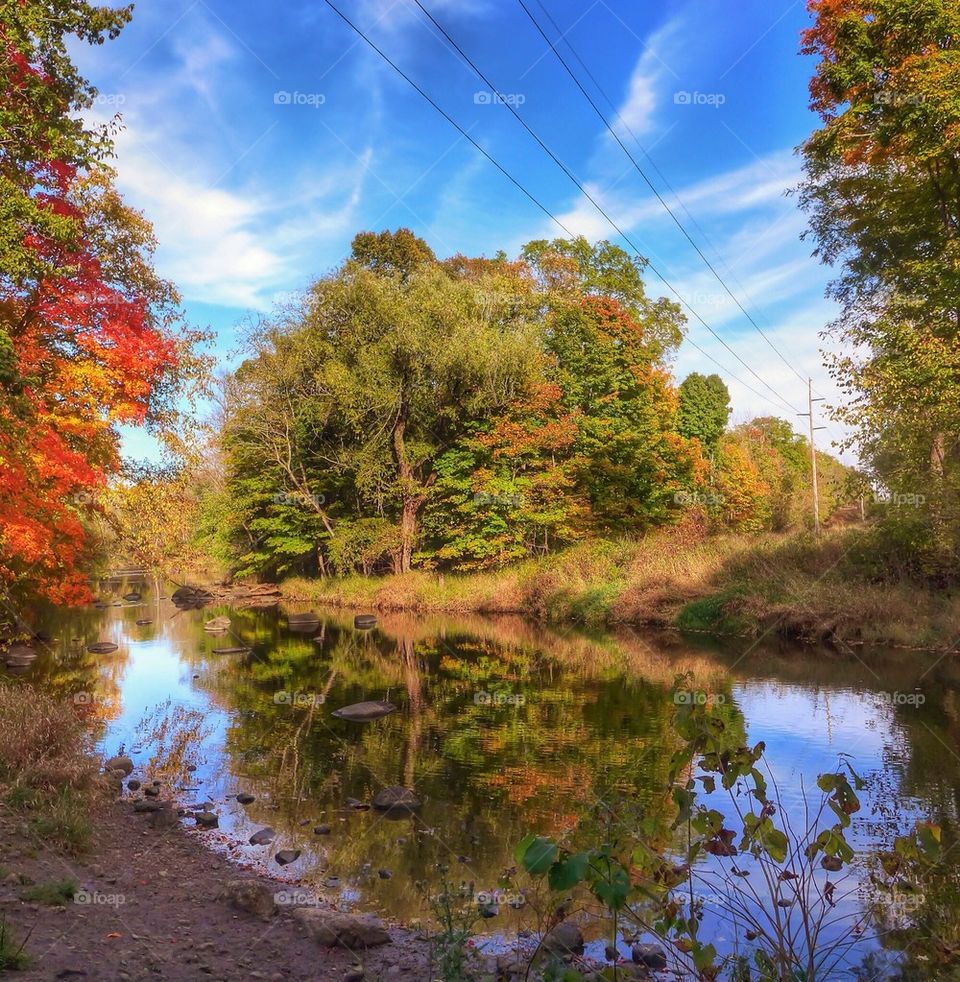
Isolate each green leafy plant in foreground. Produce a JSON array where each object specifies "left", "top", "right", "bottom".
[{"left": 515, "top": 674, "right": 943, "bottom": 981}]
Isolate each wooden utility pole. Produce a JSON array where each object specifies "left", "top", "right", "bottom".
[{"left": 798, "top": 378, "right": 826, "bottom": 537}]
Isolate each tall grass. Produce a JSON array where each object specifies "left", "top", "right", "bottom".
[
  {"left": 0, "top": 684, "right": 101, "bottom": 852},
  {"left": 284, "top": 521, "right": 960, "bottom": 647}
]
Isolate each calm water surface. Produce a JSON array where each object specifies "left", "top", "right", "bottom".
[{"left": 9, "top": 577, "right": 960, "bottom": 975}]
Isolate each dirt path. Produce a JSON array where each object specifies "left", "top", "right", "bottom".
[{"left": 0, "top": 798, "right": 434, "bottom": 981}]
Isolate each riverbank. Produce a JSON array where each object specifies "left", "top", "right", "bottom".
[
  {"left": 283, "top": 524, "right": 960, "bottom": 651},
  {"left": 0, "top": 686, "right": 436, "bottom": 980}
]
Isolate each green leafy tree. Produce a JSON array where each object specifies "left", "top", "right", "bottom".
[
  {"left": 677, "top": 373, "right": 731, "bottom": 451},
  {"left": 799, "top": 0, "right": 960, "bottom": 571}
]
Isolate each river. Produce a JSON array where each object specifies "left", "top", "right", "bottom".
[{"left": 7, "top": 575, "right": 960, "bottom": 976}]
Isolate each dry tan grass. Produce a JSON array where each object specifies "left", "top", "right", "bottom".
[
  {"left": 0, "top": 684, "right": 102, "bottom": 851},
  {"left": 283, "top": 524, "right": 960, "bottom": 649}
]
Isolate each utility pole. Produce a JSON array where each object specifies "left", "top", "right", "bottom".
[{"left": 798, "top": 378, "right": 826, "bottom": 537}]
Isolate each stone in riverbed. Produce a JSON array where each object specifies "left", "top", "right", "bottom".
[
  {"left": 105, "top": 755, "right": 134, "bottom": 776},
  {"left": 150, "top": 806, "right": 179, "bottom": 829},
  {"left": 371, "top": 787, "right": 420, "bottom": 812},
  {"left": 632, "top": 943, "right": 667, "bottom": 969},
  {"left": 87, "top": 642, "right": 118, "bottom": 654},
  {"left": 332, "top": 701, "right": 397, "bottom": 722},
  {"left": 195, "top": 811, "right": 219, "bottom": 829},
  {"left": 249, "top": 827, "right": 276, "bottom": 846},
  {"left": 236, "top": 792, "right": 255, "bottom": 805},
  {"left": 314, "top": 825, "right": 331, "bottom": 835},
  {"left": 127, "top": 780, "right": 141, "bottom": 791},
  {"left": 135, "top": 619, "right": 153, "bottom": 626},
  {"left": 4, "top": 644, "right": 36, "bottom": 668},
  {"left": 292, "top": 908, "right": 390, "bottom": 948},
  {"left": 222, "top": 879, "right": 276, "bottom": 920},
  {"left": 144, "top": 785, "right": 160, "bottom": 797},
  {"left": 542, "top": 921, "right": 584, "bottom": 958},
  {"left": 204, "top": 615, "right": 231, "bottom": 633},
  {"left": 133, "top": 798, "right": 164, "bottom": 813},
  {"left": 275, "top": 849, "right": 300, "bottom": 866}
]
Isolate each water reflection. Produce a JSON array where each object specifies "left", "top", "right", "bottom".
[{"left": 7, "top": 578, "right": 960, "bottom": 971}]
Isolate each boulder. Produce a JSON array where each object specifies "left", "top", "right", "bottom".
[
  {"left": 195, "top": 811, "right": 219, "bottom": 829},
  {"left": 275, "top": 849, "right": 301, "bottom": 866},
  {"left": 354, "top": 614, "right": 377, "bottom": 630},
  {"left": 236, "top": 792, "right": 256, "bottom": 805},
  {"left": 372, "top": 787, "right": 420, "bottom": 812},
  {"left": 104, "top": 755, "right": 134, "bottom": 776},
  {"left": 249, "top": 827, "right": 276, "bottom": 846},
  {"left": 332, "top": 701, "right": 397, "bottom": 722},
  {"left": 542, "top": 921, "right": 584, "bottom": 958},
  {"left": 632, "top": 944, "right": 667, "bottom": 969},
  {"left": 4, "top": 644, "right": 37, "bottom": 668},
  {"left": 222, "top": 879, "right": 277, "bottom": 920},
  {"left": 292, "top": 908, "right": 390, "bottom": 948},
  {"left": 149, "top": 806, "right": 179, "bottom": 829}
]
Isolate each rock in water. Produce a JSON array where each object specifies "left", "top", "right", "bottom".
[
  {"left": 293, "top": 909, "right": 390, "bottom": 948},
  {"left": 332, "top": 701, "right": 397, "bottom": 722},
  {"left": 135, "top": 619, "right": 153, "bottom": 626},
  {"left": 275, "top": 849, "right": 301, "bottom": 866},
  {"left": 236, "top": 792, "right": 256, "bottom": 805},
  {"left": 222, "top": 880, "right": 277, "bottom": 920},
  {"left": 4, "top": 644, "right": 36, "bottom": 668},
  {"left": 371, "top": 787, "right": 420, "bottom": 812},
  {"left": 204, "top": 615, "right": 231, "bottom": 633},
  {"left": 249, "top": 827, "right": 276, "bottom": 846},
  {"left": 123, "top": 592, "right": 142, "bottom": 602},
  {"left": 542, "top": 922, "right": 584, "bottom": 958},
  {"left": 354, "top": 614, "right": 377, "bottom": 630},
  {"left": 212, "top": 646, "right": 250, "bottom": 655},
  {"left": 286, "top": 611, "right": 321, "bottom": 633},
  {"left": 104, "top": 755, "right": 134, "bottom": 776},
  {"left": 632, "top": 943, "right": 667, "bottom": 969},
  {"left": 195, "top": 811, "right": 219, "bottom": 829},
  {"left": 87, "top": 642, "right": 118, "bottom": 654}
]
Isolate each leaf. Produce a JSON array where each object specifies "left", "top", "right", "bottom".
[
  {"left": 517, "top": 836, "right": 558, "bottom": 876},
  {"left": 548, "top": 852, "right": 590, "bottom": 891}
]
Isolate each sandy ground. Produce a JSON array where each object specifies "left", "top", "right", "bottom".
[{"left": 0, "top": 797, "right": 436, "bottom": 981}]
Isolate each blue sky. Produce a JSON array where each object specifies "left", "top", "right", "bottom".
[{"left": 73, "top": 0, "right": 849, "bottom": 457}]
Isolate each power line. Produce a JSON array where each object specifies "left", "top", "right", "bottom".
[
  {"left": 319, "top": 0, "right": 795, "bottom": 415},
  {"left": 406, "top": 0, "right": 799, "bottom": 415},
  {"left": 517, "top": 0, "right": 810, "bottom": 393}
]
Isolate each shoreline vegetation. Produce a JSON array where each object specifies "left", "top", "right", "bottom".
[{"left": 281, "top": 523, "right": 960, "bottom": 652}]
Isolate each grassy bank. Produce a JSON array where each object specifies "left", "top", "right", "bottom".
[
  {"left": 283, "top": 523, "right": 960, "bottom": 649},
  {"left": 0, "top": 684, "right": 102, "bottom": 854}
]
